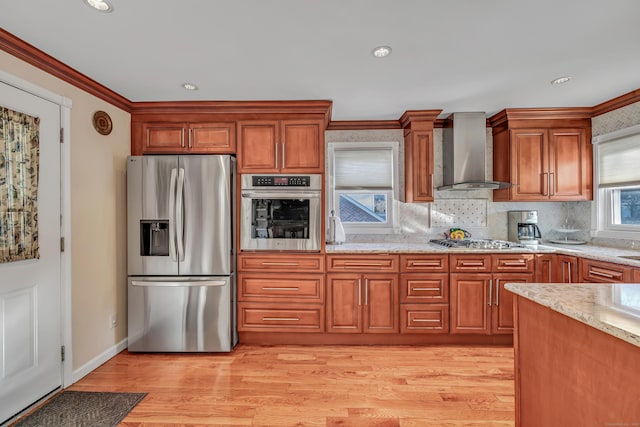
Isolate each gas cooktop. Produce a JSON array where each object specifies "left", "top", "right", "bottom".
[{"left": 429, "top": 239, "right": 526, "bottom": 250}]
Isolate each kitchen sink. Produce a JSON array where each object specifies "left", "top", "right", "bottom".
[{"left": 617, "top": 255, "right": 640, "bottom": 260}]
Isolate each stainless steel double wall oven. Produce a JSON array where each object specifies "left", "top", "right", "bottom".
[{"left": 240, "top": 174, "right": 322, "bottom": 251}]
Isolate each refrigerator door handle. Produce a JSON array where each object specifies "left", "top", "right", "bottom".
[
  {"left": 131, "top": 280, "right": 228, "bottom": 287},
  {"left": 169, "top": 168, "right": 178, "bottom": 261},
  {"left": 176, "top": 168, "right": 186, "bottom": 262}
]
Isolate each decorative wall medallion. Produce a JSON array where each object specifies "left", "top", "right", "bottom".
[{"left": 92, "top": 110, "right": 113, "bottom": 135}]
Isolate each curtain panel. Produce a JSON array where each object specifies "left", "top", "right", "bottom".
[{"left": 0, "top": 106, "right": 40, "bottom": 263}]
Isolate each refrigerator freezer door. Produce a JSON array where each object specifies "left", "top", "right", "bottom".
[
  {"left": 128, "top": 156, "right": 180, "bottom": 276},
  {"left": 179, "top": 155, "right": 233, "bottom": 276},
  {"left": 127, "top": 276, "right": 237, "bottom": 352}
]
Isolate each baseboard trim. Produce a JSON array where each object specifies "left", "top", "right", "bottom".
[{"left": 71, "top": 337, "right": 128, "bottom": 384}]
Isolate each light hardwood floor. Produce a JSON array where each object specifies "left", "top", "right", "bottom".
[{"left": 69, "top": 344, "right": 515, "bottom": 426}]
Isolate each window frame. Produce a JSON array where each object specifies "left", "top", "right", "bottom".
[
  {"left": 327, "top": 141, "right": 400, "bottom": 235},
  {"left": 592, "top": 123, "right": 640, "bottom": 239}
]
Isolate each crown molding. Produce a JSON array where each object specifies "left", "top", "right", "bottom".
[
  {"left": 591, "top": 88, "right": 640, "bottom": 117},
  {"left": 488, "top": 107, "right": 593, "bottom": 128},
  {"left": 0, "top": 29, "right": 132, "bottom": 112},
  {"left": 327, "top": 120, "right": 401, "bottom": 130}
]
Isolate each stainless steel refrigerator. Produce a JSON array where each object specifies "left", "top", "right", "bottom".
[{"left": 127, "top": 155, "right": 237, "bottom": 352}]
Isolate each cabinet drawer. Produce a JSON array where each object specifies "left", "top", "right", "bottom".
[
  {"left": 401, "top": 255, "right": 448, "bottom": 272},
  {"left": 237, "top": 303, "right": 324, "bottom": 332},
  {"left": 326, "top": 254, "right": 399, "bottom": 272},
  {"left": 492, "top": 254, "right": 535, "bottom": 273},
  {"left": 238, "top": 254, "right": 324, "bottom": 273},
  {"left": 400, "top": 274, "right": 449, "bottom": 303},
  {"left": 580, "top": 259, "right": 632, "bottom": 283},
  {"left": 238, "top": 273, "right": 324, "bottom": 302},
  {"left": 450, "top": 255, "right": 492, "bottom": 272},
  {"left": 400, "top": 304, "right": 449, "bottom": 333}
]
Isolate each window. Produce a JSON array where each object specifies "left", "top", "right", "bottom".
[
  {"left": 328, "top": 142, "right": 399, "bottom": 234},
  {"left": 593, "top": 124, "right": 640, "bottom": 238}
]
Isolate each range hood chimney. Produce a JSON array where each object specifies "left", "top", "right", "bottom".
[{"left": 438, "top": 112, "right": 510, "bottom": 190}]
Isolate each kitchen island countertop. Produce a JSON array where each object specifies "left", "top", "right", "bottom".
[{"left": 505, "top": 282, "right": 640, "bottom": 348}]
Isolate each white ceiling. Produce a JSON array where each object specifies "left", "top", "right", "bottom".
[{"left": 2, "top": 0, "right": 639, "bottom": 120}]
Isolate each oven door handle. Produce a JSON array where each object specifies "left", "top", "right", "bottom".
[{"left": 241, "top": 191, "right": 320, "bottom": 199}]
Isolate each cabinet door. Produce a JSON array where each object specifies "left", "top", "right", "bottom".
[
  {"left": 142, "top": 122, "right": 187, "bottom": 152},
  {"left": 555, "top": 255, "right": 578, "bottom": 283},
  {"left": 633, "top": 269, "right": 640, "bottom": 283},
  {"left": 400, "top": 274, "right": 448, "bottom": 303},
  {"left": 580, "top": 259, "right": 632, "bottom": 283},
  {"left": 237, "top": 121, "right": 278, "bottom": 172},
  {"left": 510, "top": 129, "right": 549, "bottom": 200},
  {"left": 189, "top": 122, "right": 236, "bottom": 152},
  {"left": 404, "top": 130, "right": 434, "bottom": 202},
  {"left": 535, "top": 254, "right": 555, "bottom": 283},
  {"left": 326, "top": 274, "right": 361, "bottom": 333},
  {"left": 281, "top": 119, "right": 323, "bottom": 173},
  {"left": 548, "top": 128, "right": 589, "bottom": 200},
  {"left": 492, "top": 273, "right": 532, "bottom": 334},
  {"left": 450, "top": 273, "right": 491, "bottom": 334},
  {"left": 363, "top": 274, "right": 398, "bottom": 333}
]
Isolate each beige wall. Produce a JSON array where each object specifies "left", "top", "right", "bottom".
[{"left": 0, "top": 50, "right": 130, "bottom": 370}]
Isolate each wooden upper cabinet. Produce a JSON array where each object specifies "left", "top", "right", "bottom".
[
  {"left": 135, "top": 121, "right": 235, "bottom": 154},
  {"left": 238, "top": 119, "right": 324, "bottom": 173},
  {"left": 490, "top": 109, "right": 592, "bottom": 202},
  {"left": 400, "top": 110, "right": 441, "bottom": 203}
]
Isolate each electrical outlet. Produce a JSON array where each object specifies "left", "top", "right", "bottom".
[{"left": 110, "top": 313, "right": 117, "bottom": 329}]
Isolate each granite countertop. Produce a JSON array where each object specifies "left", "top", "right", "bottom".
[
  {"left": 325, "top": 241, "right": 640, "bottom": 268},
  {"left": 505, "top": 282, "right": 640, "bottom": 348}
]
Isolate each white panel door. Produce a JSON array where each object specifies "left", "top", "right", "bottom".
[{"left": 0, "top": 81, "right": 62, "bottom": 423}]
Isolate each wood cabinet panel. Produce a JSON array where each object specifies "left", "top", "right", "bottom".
[
  {"left": 404, "top": 130, "right": 434, "bottom": 202},
  {"left": 555, "top": 255, "right": 578, "bottom": 283},
  {"left": 326, "top": 254, "right": 398, "bottom": 272},
  {"left": 400, "top": 274, "right": 448, "bottom": 303},
  {"left": 492, "top": 273, "right": 532, "bottom": 334},
  {"left": 535, "top": 254, "right": 555, "bottom": 282},
  {"left": 450, "top": 273, "right": 491, "bottom": 334},
  {"left": 136, "top": 121, "right": 235, "bottom": 154},
  {"left": 549, "top": 129, "right": 589, "bottom": 200},
  {"left": 450, "top": 254, "right": 491, "bottom": 272},
  {"left": 634, "top": 269, "right": 640, "bottom": 283},
  {"left": 237, "top": 119, "right": 323, "bottom": 173},
  {"left": 143, "top": 122, "right": 186, "bottom": 152},
  {"left": 400, "top": 254, "right": 448, "bottom": 272},
  {"left": 238, "top": 254, "right": 324, "bottom": 273},
  {"left": 363, "top": 274, "right": 399, "bottom": 333},
  {"left": 579, "top": 258, "right": 632, "bottom": 283},
  {"left": 400, "top": 304, "right": 449, "bottom": 333},
  {"left": 510, "top": 129, "right": 548, "bottom": 200},
  {"left": 326, "top": 274, "right": 361, "bottom": 333},
  {"left": 238, "top": 273, "right": 324, "bottom": 302},
  {"left": 189, "top": 122, "right": 236, "bottom": 152},
  {"left": 492, "top": 254, "right": 534, "bottom": 273},
  {"left": 238, "top": 303, "right": 323, "bottom": 332}
]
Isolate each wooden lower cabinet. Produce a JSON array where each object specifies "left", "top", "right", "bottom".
[
  {"left": 400, "top": 304, "right": 449, "bottom": 333},
  {"left": 579, "top": 258, "right": 632, "bottom": 283},
  {"left": 326, "top": 273, "right": 399, "bottom": 333},
  {"left": 555, "top": 255, "right": 578, "bottom": 283},
  {"left": 534, "top": 254, "right": 555, "bottom": 282},
  {"left": 238, "top": 303, "right": 324, "bottom": 332}
]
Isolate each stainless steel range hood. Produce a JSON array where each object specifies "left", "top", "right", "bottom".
[{"left": 438, "top": 112, "right": 511, "bottom": 190}]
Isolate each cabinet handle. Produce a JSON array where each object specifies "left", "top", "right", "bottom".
[
  {"left": 590, "top": 269, "right": 616, "bottom": 279},
  {"left": 414, "top": 319, "right": 440, "bottom": 323},
  {"left": 413, "top": 287, "right": 441, "bottom": 291},
  {"left": 188, "top": 128, "right": 193, "bottom": 148},
  {"left": 181, "top": 128, "right": 185, "bottom": 148},
  {"left": 261, "top": 262, "right": 300, "bottom": 266},
  {"left": 488, "top": 280, "right": 492, "bottom": 306},
  {"left": 282, "top": 142, "right": 285, "bottom": 168},
  {"left": 358, "top": 278, "right": 362, "bottom": 306},
  {"left": 459, "top": 262, "right": 485, "bottom": 267},
  {"left": 275, "top": 142, "right": 279, "bottom": 168},
  {"left": 410, "top": 261, "right": 440, "bottom": 267},
  {"left": 146, "top": 128, "right": 150, "bottom": 147},
  {"left": 502, "top": 261, "right": 526, "bottom": 266},
  {"left": 567, "top": 263, "right": 572, "bottom": 284},
  {"left": 262, "top": 317, "right": 300, "bottom": 322},
  {"left": 344, "top": 262, "right": 386, "bottom": 267},
  {"left": 262, "top": 287, "right": 300, "bottom": 291},
  {"left": 365, "top": 278, "right": 369, "bottom": 305}
]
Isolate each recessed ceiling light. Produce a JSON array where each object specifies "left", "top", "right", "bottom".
[
  {"left": 182, "top": 83, "right": 199, "bottom": 91},
  {"left": 83, "top": 0, "right": 114, "bottom": 12},
  {"left": 550, "top": 76, "right": 572, "bottom": 85},
  {"left": 372, "top": 46, "right": 392, "bottom": 58}
]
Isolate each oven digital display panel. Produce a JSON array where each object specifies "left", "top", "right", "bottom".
[{"left": 252, "top": 176, "right": 310, "bottom": 186}]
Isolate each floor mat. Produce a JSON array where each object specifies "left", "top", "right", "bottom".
[{"left": 14, "top": 391, "right": 146, "bottom": 427}]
